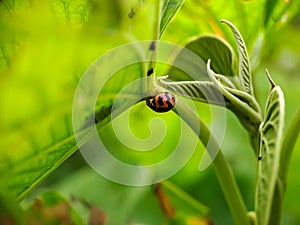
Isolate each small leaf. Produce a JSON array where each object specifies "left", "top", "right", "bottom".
[
  {"left": 158, "top": 76, "right": 225, "bottom": 106},
  {"left": 0, "top": 36, "right": 149, "bottom": 199},
  {"left": 206, "top": 60, "right": 261, "bottom": 127},
  {"left": 160, "top": 61, "right": 262, "bottom": 135},
  {"left": 255, "top": 84, "right": 285, "bottom": 225},
  {"left": 184, "top": 35, "right": 236, "bottom": 77},
  {"left": 205, "top": 60, "right": 262, "bottom": 151},
  {"left": 221, "top": 19, "right": 253, "bottom": 96},
  {"left": 160, "top": 0, "right": 184, "bottom": 37},
  {"left": 168, "top": 35, "right": 237, "bottom": 81}
]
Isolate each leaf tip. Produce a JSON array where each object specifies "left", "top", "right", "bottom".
[
  {"left": 220, "top": 19, "right": 230, "bottom": 25},
  {"left": 206, "top": 59, "right": 212, "bottom": 74},
  {"left": 265, "top": 69, "right": 276, "bottom": 89},
  {"left": 207, "top": 58, "right": 211, "bottom": 66},
  {"left": 157, "top": 75, "right": 169, "bottom": 81}
]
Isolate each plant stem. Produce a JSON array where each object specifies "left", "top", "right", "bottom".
[
  {"left": 174, "top": 100, "right": 251, "bottom": 225},
  {"left": 162, "top": 180, "right": 209, "bottom": 215},
  {"left": 281, "top": 107, "right": 300, "bottom": 184}
]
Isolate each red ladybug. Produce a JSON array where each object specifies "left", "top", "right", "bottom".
[{"left": 146, "top": 92, "right": 175, "bottom": 113}]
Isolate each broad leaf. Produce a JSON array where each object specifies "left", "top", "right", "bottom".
[
  {"left": 168, "top": 35, "right": 236, "bottom": 81},
  {"left": 160, "top": 0, "right": 184, "bottom": 37},
  {"left": 1, "top": 62, "right": 145, "bottom": 201},
  {"left": 221, "top": 20, "right": 253, "bottom": 96},
  {"left": 184, "top": 35, "right": 236, "bottom": 77},
  {"left": 255, "top": 84, "right": 285, "bottom": 225},
  {"left": 0, "top": 1, "right": 162, "bottom": 200}
]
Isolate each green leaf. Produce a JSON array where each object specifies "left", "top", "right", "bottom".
[
  {"left": 157, "top": 76, "right": 225, "bottom": 106},
  {"left": 0, "top": 41, "right": 148, "bottom": 201},
  {"left": 1, "top": 110, "right": 83, "bottom": 200},
  {"left": 2, "top": 62, "right": 145, "bottom": 201},
  {"left": 160, "top": 0, "right": 184, "bottom": 37},
  {"left": 206, "top": 60, "right": 261, "bottom": 128},
  {"left": 206, "top": 60, "right": 262, "bottom": 151},
  {"left": 221, "top": 19, "right": 253, "bottom": 96},
  {"left": 0, "top": 0, "right": 161, "bottom": 200},
  {"left": 184, "top": 35, "right": 237, "bottom": 77},
  {"left": 49, "top": 0, "right": 91, "bottom": 24},
  {"left": 168, "top": 35, "right": 237, "bottom": 81},
  {"left": 255, "top": 85, "right": 285, "bottom": 225}
]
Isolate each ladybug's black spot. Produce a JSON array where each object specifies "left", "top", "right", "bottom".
[{"left": 157, "top": 95, "right": 165, "bottom": 106}]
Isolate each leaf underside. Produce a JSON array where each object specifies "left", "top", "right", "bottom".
[
  {"left": 0, "top": 0, "right": 176, "bottom": 200},
  {"left": 255, "top": 85, "right": 285, "bottom": 225},
  {"left": 221, "top": 19, "right": 253, "bottom": 96},
  {"left": 168, "top": 35, "right": 236, "bottom": 82},
  {"left": 158, "top": 78, "right": 225, "bottom": 106}
]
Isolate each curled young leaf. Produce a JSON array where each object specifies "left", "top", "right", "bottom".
[
  {"left": 206, "top": 60, "right": 261, "bottom": 128},
  {"left": 157, "top": 76, "right": 225, "bottom": 106},
  {"left": 255, "top": 83, "right": 285, "bottom": 225},
  {"left": 221, "top": 19, "right": 253, "bottom": 96}
]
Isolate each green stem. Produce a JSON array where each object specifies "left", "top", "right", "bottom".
[
  {"left": 145, "top": 0, "right": 162, "bottom": 90},
  {"left": 162, "top": 180, "right": 209, "bottom": 215},
  {"left": 174, "top": 100, "right": 251, "bottom": 225},
  {"left": 281, "top": 107, "right": 300, "bottom": 184}
]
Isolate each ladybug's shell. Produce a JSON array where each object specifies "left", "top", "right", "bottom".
[{"left": 146, "top": 92, "right": 175, "bottom": 113}]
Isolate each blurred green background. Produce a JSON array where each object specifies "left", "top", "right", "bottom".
[{"left": 1, "top": 0, "right": 300, "bottom": 224}]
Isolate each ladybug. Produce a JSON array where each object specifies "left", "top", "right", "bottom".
[{"left": 146, "top": 92, "right": 175, "bottom": 113}]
